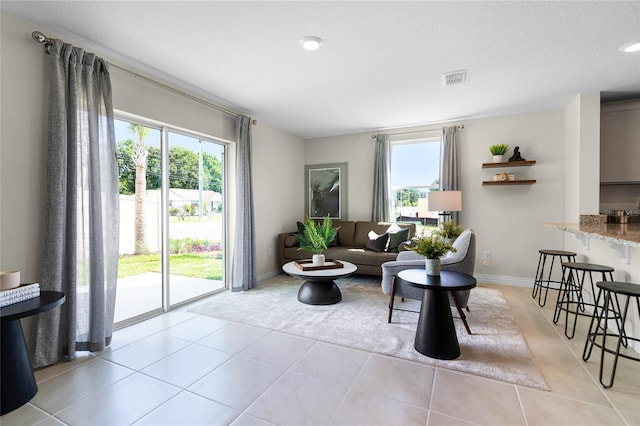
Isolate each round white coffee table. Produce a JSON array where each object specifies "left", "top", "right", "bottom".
[{"left": 282, "top": 260, "right": 357, "bottom": 305}]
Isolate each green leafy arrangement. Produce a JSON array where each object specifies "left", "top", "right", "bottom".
[
  {"left": 439, "top": 220, "right": 463, "bottom": 240},
  {"left": 297, "top": 216, "right": 339, "bottom": 255},
  {"left": 409, "top": 231, "right": 457, "bottom": 259},
  {"left": 490, "top": 144, "right": 509, "bottom": 155}
]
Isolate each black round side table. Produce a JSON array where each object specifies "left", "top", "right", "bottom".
[
  {"left": 1, "top": 291, "right": 65, "bottom": 415},
  {"left": 397, "top": 269, "right": 476, "bottom": 360}
]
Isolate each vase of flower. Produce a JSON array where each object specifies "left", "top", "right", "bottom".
[
  {"left": 425, "top": 258, "right": 441, "bottom": 276},
  {"left": 312, "top": 254, "right": 325, "bottom": 266},
  {"left": 408, "top": 231, "right": 457, "bottom": 276}
]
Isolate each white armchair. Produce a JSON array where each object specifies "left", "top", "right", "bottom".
[{"left": 380, "top": 229, "right": 476, "bottom": 328}]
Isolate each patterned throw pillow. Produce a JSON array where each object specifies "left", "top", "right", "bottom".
[{"left": 366, "top": 230, "right": 390, "bottom": 252}]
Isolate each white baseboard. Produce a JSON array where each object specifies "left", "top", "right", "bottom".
[
  {"left": 475, "top": 274, "right": 533, "bottom": 287},
  {"left": 258, "top": 270, "right": 280, "bottom": 282}
]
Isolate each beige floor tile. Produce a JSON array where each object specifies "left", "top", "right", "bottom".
[
  {"left": 351, "top": 353, "right": 435, "bottom": 409},
  {"left": 100, "top": 333, "right": 190, "bottom": 370},
  {"left": 133, "top": 310, "right": 198, "bottom": 333},
  {"left": 108, "top": 322, "right": 160, "bottom": 351},
  {"left": 0, "top": 403, "right": 49, "bottom": 425},
  {"left": 518, "top": 386, "right": 627, "bottom": 426},
  {"left": 431, "top": 368, "right": 525, "bottom": 425},
  {"left": 427, "top": 411, "right": 480, "bottom": 426},
  {"left": 620, "top": 410, "right": 640, "bottom": 425},
  {"left": 55, "top": 373, "right": 180, "bottom": 426},
  {"left": 159, "top": 315, "right": 229, "bottom": 342},
  {"left": 188, "top": 356, "right": 284, "bottom": 411},
  {"left": 329, "top": 388, "right": 427, "bottom": 426},
  {"left": 34, "top": 352, "right": 97, "bottom": 383},
  {"left": 133, "top": 390, "right": 241, "bottom": 425},
  {"left": 197, "top": 323, "right": 268, "bottom": 354},
  {"left": 34, "top": 416, "right": 67, "bottom": 426},
  {"left": 230, "top": 413, "right": 276, "bottom": 426},
  {"left": 246, "top": 371, "right": 348, "bottom": 426},
  {"left": 141, "top": 343, "right": 231, "bottom": 388},
  {"left": 31, "top": 357, "right": 134, "bottom": 414},
  {"left": 238, "top": 331, "right": 315, "bottom": 368},
  {"left": 291, "top": 342, "right": 370, "bottom": 387}
]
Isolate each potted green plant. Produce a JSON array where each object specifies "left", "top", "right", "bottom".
[
  {"left": 408, "top": 231, "right": 457, "bottom": 276},
  {"left": 439, "top": 220, "right": 463, "bottom": 244},
  {"left": 296, "top": 216, "right": 338, "bottom": 265},
  {"left": 489, "top": 143, "right": 509, "bottom": 163}
]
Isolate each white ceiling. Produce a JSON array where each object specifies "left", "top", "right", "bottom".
[{"left": 2, "top": 1, "right": 640, "bottom": 139}]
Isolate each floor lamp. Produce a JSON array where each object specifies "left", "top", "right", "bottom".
[{"left": 428, "top": 191, "right": 462, "bottom": 226}]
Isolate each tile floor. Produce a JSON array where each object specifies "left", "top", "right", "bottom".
[{"left": 2, "top": 279, "right": 639, "bottom": 426}]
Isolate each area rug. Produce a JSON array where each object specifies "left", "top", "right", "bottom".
[{"left": 189, "top": 274, "right": 549, "bottom": 390}]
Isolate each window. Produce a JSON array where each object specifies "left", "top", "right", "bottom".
[{"left": 390, "top": 137, "right": 440, "bottom": 233}]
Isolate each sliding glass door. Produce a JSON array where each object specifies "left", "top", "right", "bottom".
[
  {"left": 167, "top": 131, "right": 225, "bottom": 305},
  {"left": 114, "top": 117, "right": 226, "bottom": 326}
]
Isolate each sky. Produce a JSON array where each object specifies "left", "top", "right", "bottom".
[{"left": 391, "top": 140, "right": 440, "bottom": 188}]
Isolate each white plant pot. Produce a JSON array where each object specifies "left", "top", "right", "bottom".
[
  {"left": 492, "top": 155, "right": 504, "bottom": 163},
  {"left": 425, "top": 258, "right": 441, "bottom": 276},
  {"left": 312, "top": 254, "right": 325, "bottom": 266}
]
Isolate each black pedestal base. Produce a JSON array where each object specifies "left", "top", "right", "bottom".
[
  {"left": 1, "top": 320, "right": 38, "bottom": 415},
  {"left": 297, "top": 280, "right": 342, "bottom": 305},
  {"left": 414, "top": 289, "right": 460, "bottom": 360}
]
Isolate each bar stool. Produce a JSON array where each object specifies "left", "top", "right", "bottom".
[
  {"left": 553, "top": 262, "right": 615, "bottom": 339},
  {"left": 582, "top": 281, "right": 640, "bottom": 388},
  {"left": 532, "top": 249, "right": 577, "bottom": 307}
]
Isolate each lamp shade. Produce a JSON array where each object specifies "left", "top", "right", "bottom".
[{"left": 428, "top": 191, "right": 462, "bottom": 212}]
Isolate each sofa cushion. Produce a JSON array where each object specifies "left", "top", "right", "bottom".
[
  {"left": 333, "top": 220, "right": 355, "bottom": 246},
  {"left": 387, "top": 227, "right": 410, "bottom": 253},
  {"left": 284, "top": 235, "right": 298, "bottom": 247},
  {"left": 366, "top": 231, "right": 389, "bottom": 252},
  {"left": 354, "top": 222, "right": 392, "bottom": 247}
]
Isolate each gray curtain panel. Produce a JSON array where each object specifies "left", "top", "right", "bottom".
[
  {"left": 34, "top": 40, "right": 119, "bottom": 367},
  {"left": 372, "top": 133, "right": 391, "bottom": 222},
  {"left": 231, "top": 115, "right": 257, "bottom": 292},
  {"left": 440, "top": 126, "right": 460, "bottom": 224}
]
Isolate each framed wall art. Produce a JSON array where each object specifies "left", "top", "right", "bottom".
[{"left": 304, "top": 162, "right": 348, "bottom": 219}]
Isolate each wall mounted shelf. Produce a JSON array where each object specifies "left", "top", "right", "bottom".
[
  {"left": 482, "top": 180, "right": 537, "bottom": 186},
  {"left": 482, "top": 160, "right": 536, "bottom": 168}
]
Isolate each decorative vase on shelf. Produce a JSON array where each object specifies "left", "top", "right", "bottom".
[
  {"left": 492, "top": 155, "right": 504, "bottom": 163},
  {"left": 312, "top": 254, "right": 325, "bottom": 266},
  {"left": 425, "top": 258, "right": 441, "bottom": 276}
]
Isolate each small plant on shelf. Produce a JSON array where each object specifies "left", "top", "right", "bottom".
[{"left": 489, "top": 144, "right": 509, "bottom": 156}]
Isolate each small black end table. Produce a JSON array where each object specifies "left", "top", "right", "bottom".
[
  {"left": 1, "top": 291, "right": 65, "bottom": 415},
  {"left": 397, "top": 269, "right": 476, "bottom": 360}
]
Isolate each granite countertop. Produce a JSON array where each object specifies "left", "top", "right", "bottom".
[{"left": 544, "top": 222, "right": 640, "bottom": 248}]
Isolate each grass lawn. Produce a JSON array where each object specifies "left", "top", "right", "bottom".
[{"left": 118, "top": 252, "right": 223, "bottom": 280}]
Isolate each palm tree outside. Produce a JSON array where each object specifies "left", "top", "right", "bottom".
[{"left": 129, "top": 123, "right": 150, "bottom": 254}]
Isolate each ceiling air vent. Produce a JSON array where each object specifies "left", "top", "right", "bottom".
[{"left": 442, "top": 69, "right": 466, "bottom": 87}]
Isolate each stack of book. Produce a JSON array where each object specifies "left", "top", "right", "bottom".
[{"left": 0, "top": 283, "right": 40, "bottom": 307}]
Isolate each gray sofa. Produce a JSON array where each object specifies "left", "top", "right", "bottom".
[
  {"left": 380, "top": 228, "right": 476, "bottom": 320},
  {"left": 277, "top": 220, "right": 416, "bottom": 276}
]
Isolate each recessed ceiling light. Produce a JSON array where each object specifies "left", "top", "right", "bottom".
[
  {"left": 620, "top": 42, "right": 640, "bottom": 53},
  {"left": 300, "top": 36, "right": 323, "bottom": 51}
]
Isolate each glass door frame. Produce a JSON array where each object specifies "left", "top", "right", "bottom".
[{"left": 114, "top": 111, "right": 230, "bottom": 329}]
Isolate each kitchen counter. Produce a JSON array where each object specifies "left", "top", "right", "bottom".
[{"left": 544, "top": 222, "right": 640, "bottom": 249}]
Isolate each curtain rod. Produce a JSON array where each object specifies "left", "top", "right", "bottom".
[
  {"left": 370, "top": 124, "right": 464, "bottom": 139},
  {"left": 31, "top": 31, "right": 256, "bottom": 125}
]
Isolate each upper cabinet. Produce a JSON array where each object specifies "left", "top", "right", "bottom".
[{"left": 600, "top": 101, "right": 640, "bottom": 183}]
